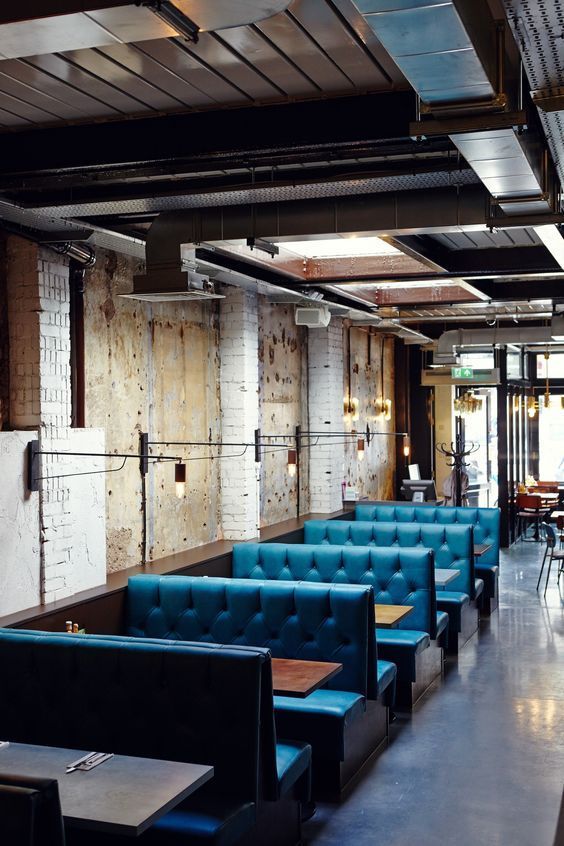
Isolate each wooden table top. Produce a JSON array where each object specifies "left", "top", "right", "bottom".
[
  {"left": 474, "top": 543, "right": 493, "bottom": 557},
  {"left": 435, "top": 568, "right": 460, "bottom": 588},
  {"left": 374, "top": 604, "right": 413, "bottom": 628},
  {"left": 271, "top": 657, "right": 342, "bottom": 698},
  {"left": 0, "top": 742, "right": 213, "bottom": 837}
]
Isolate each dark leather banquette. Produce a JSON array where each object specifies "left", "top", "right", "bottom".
[
  {"left": 232, "top": 544, "right": 445, "bottom": 708},
  {"left": 125, "top": 575, "right": 391, "bottom": 796},
  {"left": 303, "top": 520, "right": 480, "bottom": 649},
  {"left": 0, "top": 628, "right": 310, "bottom": 846},
  {"left": 355, "top": 503, "right": 500, "bottom": 612}
]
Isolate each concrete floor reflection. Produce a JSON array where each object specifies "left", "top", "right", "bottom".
[{"left": 305, "top": 542, "right": 564, "bottom": 846}]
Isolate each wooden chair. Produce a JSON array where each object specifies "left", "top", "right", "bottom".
[
  {"left": 516, "top": 493, "right": 548, "bottom": 541},
  {"left": 537, "top": 523, "right": 564, "bottom": 596}
]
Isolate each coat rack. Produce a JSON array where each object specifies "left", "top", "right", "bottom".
[{"left": 436, "top": 438, "right": 479, "bottom": 507}]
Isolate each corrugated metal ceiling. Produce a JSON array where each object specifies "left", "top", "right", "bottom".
[
  {"left": 0, "top": 0, "right": 405, "bottom": 131},
  {"left": 431, "top": 228, "right": 542, "bottom": 250}
]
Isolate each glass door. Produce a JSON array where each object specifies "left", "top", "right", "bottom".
[{"left": 460, "top": 388, "right": 498, "bottom": 507}]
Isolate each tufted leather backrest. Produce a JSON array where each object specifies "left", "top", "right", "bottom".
[
  {"left": 126, "top": 576, "right": 377, "bottom": 700},
  {"left": 304, "top": 520, "right": 475, "bottom": 598},
  {"left": 0, "top": 630, "right": 273, "bottom": 803},
  {"left": 232, "top": 544, "right": 437, "bottom": 638},
  {"left": 355, "top": 504, "right": 500, "bottom": 567}
]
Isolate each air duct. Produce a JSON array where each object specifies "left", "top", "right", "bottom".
[
  {"left": 435, "top": 315, "right": 564, "bottom": 362},
  {"left": 356, "top": 1, "right": 556, "bottom": 215}
]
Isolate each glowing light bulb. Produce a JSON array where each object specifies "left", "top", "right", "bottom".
[
  {"left": 403, "top": 435, "right": 411, "bottom": 458},
  {"left": 175, "top": 462, "right": 186, "bottom": 499}
]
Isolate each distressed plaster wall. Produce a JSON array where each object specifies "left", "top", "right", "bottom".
[
  {"left": 343, "top": 329, "right": 396, "bottom": 500},
  {"left": 83, "top": 249, "right": 221, "bottom": 571},
  {"left": 258, "top": 299, "right": 309, "bottom": 526},
  {"left": 0, "top": 431, "right": 40, "bottom": 615}
]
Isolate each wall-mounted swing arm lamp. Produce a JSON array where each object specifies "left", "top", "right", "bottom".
[{"left": 26, "top": 439, "right": 184, "bottom": 494}]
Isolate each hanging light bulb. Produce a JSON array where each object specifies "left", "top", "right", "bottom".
[
  {"left": 544, "top": 350, "right": 551, "bottom": 409},
  {"left": 403, "top": 435, "right": 411, "bottom": 458},
  {"left": 175, "top": 462, "right": 186, "bottom": 499},
  {"left": 357, "top": 438, "right": 365, "bottom": 462},
  {"left": 287, "top": 449, "right": 297, "bottom": 477},
  {"left": 380, "top": 398, "right": 392, "bottom": 421},
  {"left": 343, "top": 396, "right": 360, "bottom": 422},
  {"left": 527, "top": 395, "right": 537, "bottom": 418}
]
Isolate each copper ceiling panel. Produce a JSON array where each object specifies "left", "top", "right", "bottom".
[{"left": 323, "top": 282, "right": 480, "bottom": 306}]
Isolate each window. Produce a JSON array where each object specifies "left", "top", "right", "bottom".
[{"left": 536, "top": 353, "right": 564, "bottom": 379}]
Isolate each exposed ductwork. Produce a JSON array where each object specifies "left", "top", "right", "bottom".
[
  {"left": 434, "top": 314, "right": 564, "bottom": 362},
  {"left": 357, "top": 1, "right": 558, "bottom": 217}
]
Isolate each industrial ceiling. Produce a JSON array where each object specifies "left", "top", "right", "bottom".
[{"left": 0, "top": 0, "right": 563, "bottom": 336}]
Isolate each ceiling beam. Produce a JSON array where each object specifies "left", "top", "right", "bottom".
[
  {"left": 0, "top": 1, "right": 128, "bottom": 24},
  {"left": 0, "top": 91, "right": 419, "bottom": 182}
]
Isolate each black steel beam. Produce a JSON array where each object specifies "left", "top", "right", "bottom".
[
  {"left": 0, "top": 91, "right": 419, "bottom": 182},
  {"left": 6, "top": 157, "right": 462, "bottom": 208}
]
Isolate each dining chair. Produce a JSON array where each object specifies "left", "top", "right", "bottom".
[
  {"left": 557, "top": 515, "right": 564, "bottom": 549},
  {"left": 516, "top": 493, "right": 548, "bottom": 541},
  {"left": 537, "top": 523, "right": 564, "bottom": 596},
  {"left": 0, "top": 775, "right": 65, "bottom": 846}
]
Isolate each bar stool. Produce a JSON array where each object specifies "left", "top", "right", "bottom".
[{"left": 537, "top": 523, "right": 564, "bottom": 596}]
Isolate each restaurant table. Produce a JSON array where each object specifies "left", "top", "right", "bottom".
[
  {"left": 474, "top": 543, "right": 492, "bottom": 558},
  {"left": 435, "top": 568, "right": 460, "bottom": 588},
  {"left": 271, "top": 657, "right": 342, "bottom": 697},
  {"left": 375, "top": 604, "right": 413, "bottom": 628},
  {"left": 0, "top": 742, "right": 213, "bottom": 837}
]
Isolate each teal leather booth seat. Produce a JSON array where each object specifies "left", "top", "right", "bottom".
[
  {"left": 355, "top": 503, "right": 500, "bottom": 614},
  {"left": 0, "top": 629, "right": 311, "bottom": 846},
  {"left": 232, "top": 543, "right": 445, "bottom": 709},
  {"left": 126, "top": 575, "right": 389, "bottom": 797},
  {"left": 303, "top": 520, "right": 480, "bottom": 653}
]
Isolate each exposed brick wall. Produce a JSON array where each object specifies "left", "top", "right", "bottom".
[
  {"left": 3, "top": 236, "right": 105, "bottom": 609},
  {"left": 219, "top": 286, "right": 260, "bottom": 539}
]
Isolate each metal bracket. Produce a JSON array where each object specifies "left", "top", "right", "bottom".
[{"left": 139, "top": 432, "right": 149, "bottom": 476}]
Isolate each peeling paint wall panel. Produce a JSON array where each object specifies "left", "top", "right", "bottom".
[
  {"left": 83, "top": 249, "right": 221, "bottom": 571},
  {"left": 258, "top": 299, "right": 309, "bottom": 526},
  {"left": 343, "top": 330, "right": 396, "bottom": 500}
]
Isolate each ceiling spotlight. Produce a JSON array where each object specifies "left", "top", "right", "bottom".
[{"left": 142, "top": 1, "right": 200, "bottom": 43}]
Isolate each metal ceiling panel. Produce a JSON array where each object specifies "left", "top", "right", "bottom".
[
  {"left": 180, "top": 32, "right": 283, "bottom": 100},
  {"left": 288, "top": 0, "right": 391, "bottom": 88},
  {"left": 432, "top": 228, "right": 540, "bottom": 249},
  {"left": 174, "top": 0, "right": 293, "bottom": 31},
  {"left": 215, "top": 25, "right": 319, "bottom": 96},
  {"left": 137, "top": 38, "right": 248, "bottom": 105},
  {"left": 503, "top": 0, "right": 564, "bottom": 188},
  {"left": 96, "top": 43, "right": 212, "bottom": 108},
  {"left": 254, "top": 13, "right": 353, "bottom": 91},
  {"left": 59, "top": 47, "right": 187, "bottom": 111},
  {"left": 0, "top": 58, "right": 124, "bottom": 118}
]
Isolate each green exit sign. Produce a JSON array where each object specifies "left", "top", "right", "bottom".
[{"left": 452, "top": 366, "right": 474, "bottom": 378}]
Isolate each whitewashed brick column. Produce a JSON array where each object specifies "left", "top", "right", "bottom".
[
  {"left": 219, "top": 287, "right": 260, "bottom": 539},
  {"left": 307, "top": 319, "right": 345, "bottom": 513},
  {"left": 6, "top": 238, "right": 104, "bottom": 604}
]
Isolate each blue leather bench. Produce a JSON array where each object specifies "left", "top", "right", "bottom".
[
  {"left": 125, "top": 575, "right": 389, "bottom": 797},
  {"left": 304, "top": 520, "right": 480, "bottom": 653},
  {"left": 0, "top": 629, "right": 311, "bottom": 846},
  {"left": 232, "top": 543, "right": 445, "bottom": 709},
  {"left": 355, "top": 503, "right": 500, "bottom": 614}
]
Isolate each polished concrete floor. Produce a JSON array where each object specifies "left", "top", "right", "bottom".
[{"left": 305, "top": 543, "right": 564, "bottom": 846}]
